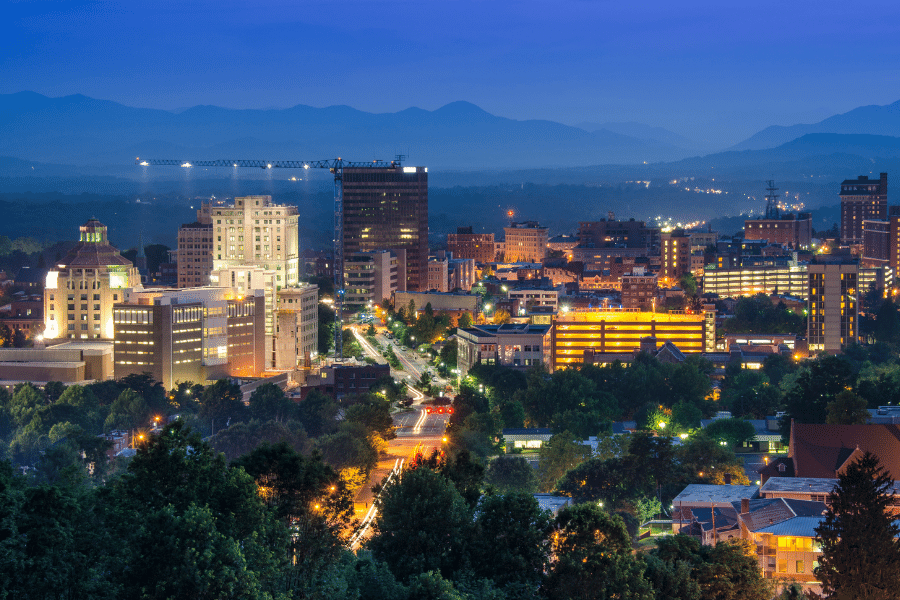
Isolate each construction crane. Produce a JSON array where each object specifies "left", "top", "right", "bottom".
[{"left": 136, "top": 156, "right": 406, "bottom": 360}]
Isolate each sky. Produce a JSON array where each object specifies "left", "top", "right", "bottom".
[{"left": 3, "top": 0, "right": 900, "bottom": 147}]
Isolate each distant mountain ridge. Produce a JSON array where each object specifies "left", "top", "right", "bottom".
[
  {"left": 0, "top": 92, "right": 695, "bottom": 170},
  {"left": 732, "top": 99, "right": 900, "bottom": 151}
]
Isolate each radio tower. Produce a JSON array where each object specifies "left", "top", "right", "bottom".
[{"left": 765, "top": 180, "right": 780, "bottom": 219}]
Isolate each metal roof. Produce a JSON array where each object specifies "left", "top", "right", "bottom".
[
  {"left": 673, "top": 484, "right": 759, "bottom": 506},
  {"left": 755, "top": 516, "right": 823, "bottom": 537}
]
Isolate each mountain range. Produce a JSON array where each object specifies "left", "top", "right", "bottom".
[{"left": 0, "top": 92, "right": 692, "bottom": 170}]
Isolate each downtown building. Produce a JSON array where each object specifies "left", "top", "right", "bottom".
[
  {"left": 807, "top": 261, "right": 858, "bottom": 354},
  {"left": 342, "top": 166, "right": 429, "bottom": 291},
  {"left": 447, "top": 227, "right": 496, "bottom": 263},
  {"left": 504, "top": 221, "right": 548, "bottom": 263},
  {"left": 113, "top": 287, "right": 266, "bottom": 388},
  {"left": 744, "top": 213, "right": 813, "bottom": 250},
  {"left": 44, "top": 219, "right": 140, "bottom": 341},
  {"left": 840, "top": 173, "right": 887, "bottom": 246}
]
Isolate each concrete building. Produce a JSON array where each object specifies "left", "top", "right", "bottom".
[
  {"left": 298, "top": 362, "right": 390, "bottom": 400},
  {"left": 344, "top": 251, "right": 402, "bottom": 308},
  {"left": 620, "top": 268, "right": 658, "bottom": 310},
  {"left": 744, "top": 214, "right": 812, "bottom": 250},
  {"left": 448, "top": 257, "right": 476, "bottom": 291},
  {"left": 551, "top": 308, "right": 715, "bottom": 370},
  {"left": 0, "top": 341, "right": 113, "bottom": 385},
  {"left": 660, "top": 229, "right": 692, "bottom": 283},
  {"left": 504, "top": 221, "right": 548, "bottom": 263},
  {"left": 702, "top": 259, "right": 809, "bottom": 299},
  {"left": 457, "top": 323, "right": 552, "bottom": 376},
  {"left": 807, "top": 262, "right": 858, "bottom": 353},
  {"left": 840, "top": 173, "right": 887, "bottom": 245},
  {"left": 342, "top": 166, "right": 428, "bottom": 291},
  {"left": 113, "top": 287, "right": 265, "bottom": 388},
  {"left": 393, "top": 291, "right": 479, "bottom": 315},
  {"left": 177, "top": 219, "right": 214, "bottom": 288},
  {"left": 427, "top": 255, "right": 449, "bottom": 292},
  {"left": 507, "top": 289, "right": 558, "bottom": 314},
  {"left": 862, "top": 205, "right": 900, "bottom": 271},
  {"left": 447, "top": 227, "right": 495, "bottom": 263},
  {"left": 211, "top": 195, "right": 300, "bottom": 289},
  {"left": 274, "top": 284, "right": 319, "bottom": 370},
  {"left": 44, "top": 219, "right": 139, "bottom": 341},
  {"left": 577, "top": 219, "right": 659, "bottom": 250}
]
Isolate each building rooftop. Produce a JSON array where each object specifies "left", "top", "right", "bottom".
[
  {"left": 673, "top": 484, "right": 759, "bottom": 507},
  {"left": 754, "top": 515, "right": 824, "bottom": 538},
  {"left": 789, "top": 423, "right": 900, "bottom": 479},
  {"left": 761, "top": 476, "right": 900, "bottom": 496}
]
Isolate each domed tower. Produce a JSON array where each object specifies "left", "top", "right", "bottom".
[{"left": 44, "top": 219, "right": 139, "bottom": 340}]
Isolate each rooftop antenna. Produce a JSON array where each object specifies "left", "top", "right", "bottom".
[{"left": 765, "top": 180, "right": 780, "bottom": 219}]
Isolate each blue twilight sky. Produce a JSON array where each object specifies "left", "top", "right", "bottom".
[{"left": 3, "top": 0, "right": 900, "bottom": 147}]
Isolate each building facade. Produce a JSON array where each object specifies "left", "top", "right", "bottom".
[
  {"left": 44, "top": 219, "right": 139, "bottom": 341},
  {"left": 744, "top": 214, "right": 812, "bottom": 250},
  {"left": 504, "top": 221, "right": 548, "bottom": 263},
  {"left": 621, "top": 269, "right": 659, "bottom": 310},
  {"left": 577, "top": 219, "right": 659, "bottom": 250},
  {"left": 211, "top": 195, "right": 300, "bottom": 289},
  {"left": 447, "top": 227, "right": 496, "bottom": 263},
  {"left": 840, "top": 173, "right": 887, "bottom": 245},
  {"left": 274, "top": 284, "right": 319, "bottom": 370},
  {"left": 551, "top": 308, "right": 714, "bottom": 370},
  {"left": 457, "top": 323, "right": 552, "bottom": 376},
  {"left": 113, "top": 287, "right": 266, "bottom": 388},
  {"left": 427, "top": 255, "right": 449, "bottom": 292},
  {"left": 661, "top": 230, "right": 692, "bottom": 283},
  {"left": 342, "top": 166, "right": 429, "bottom": 291},
  {"left": 344, "top": 250, "right": 401, "bottom": 308},
  {"left": 177, "top": 220, "right": 214, "bottom": 287},
  {"left": 807, "top": 263, "right": 858, "bottom": 353}
]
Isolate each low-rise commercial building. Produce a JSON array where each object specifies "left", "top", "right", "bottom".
[{"left": 457, "top": 323, "right": 552, "bottom": 376}]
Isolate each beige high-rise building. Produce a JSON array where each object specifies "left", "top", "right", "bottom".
[
  {"left": 44, "top": 219, "right": 140, "bottom": 341},
  {"left": 504, "top": 221, "right": 548, "bottom": 263},
  {"left": 275, "top": 284, "right": 319, "bottom": 370},
  {"left": 211, "top": 195, "right": 299, "bottom": 289}
]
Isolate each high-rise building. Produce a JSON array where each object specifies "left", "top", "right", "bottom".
[
  {"left": 621, "top": 268, "right": 659, "bottom": 310},
  {"left": 113, "top": 286, "right": 266, "bottom": 387},
  {"left": 660, "top": 230, "right": 691, "bottom": 283},
  {"left": 447, "top": 227, "right": 496, "bottom": 263},
  {"left": 44, "top": 219, "right": 140, "bottom": 341},
  {"left": 862, "top": 206, "right": 900, "bottom": 271},
  {"left": 504, "top": 221, "right": 548, "bottom": 263},
  {"left": 342, "top": 166, "right": 428, "bottom": 291},
  {"left": 807, "top": 262, "right": 858, "bottom": 354},
  {"left": 211, "top": 195, "right": 300, "bottom": 289},
  {"left": 176, "top": 220, "right": 213, "bottom": 287},
  {"left": 275, "top": 284, "right": 319, "bottom": 370},
  {"left": 840, "top": 173, "right": 887, "bottom": 245},
  {"left": 343, "top": 251, "right": 401, "bottom": 308},
  {"left": 577, "top": 219, "right": 660, "bottom": 250}
]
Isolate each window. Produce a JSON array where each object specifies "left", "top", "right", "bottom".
[
  {"left": 796, "top": 561, "right": 804, "bottom": 574},
  {"left": 777, "top": 560, "right": 787, "bottom": 573}
]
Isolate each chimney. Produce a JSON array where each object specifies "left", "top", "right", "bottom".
[{"left": 741, "top": 498, "right": 749, "bottom": 514}]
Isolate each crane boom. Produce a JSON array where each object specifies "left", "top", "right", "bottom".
[{"left": 137, "top": 155, "right": 406, "bottom": 362}]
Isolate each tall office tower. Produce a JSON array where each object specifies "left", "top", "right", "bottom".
[
  {"left": 342, "top": 166, "right": 428, "bottom": 291},
  {"left": 808, "top": 262, "right": 858, "bottom": 354},
  {"left": 504, "top": 221, "right": 548, "bottom": 263},
  {"left": 44, "top": 219, "right": 140, "bottom": 340},
  {"left": 210, "top": 195, "right": 300, "bottom": 289},
  {"left": 660, "top": 229, "right": 691, "bottom": 283},
  {"left": 841, "top": 173, "right": 887, "bottom": 245},
  {"left": 343, "top": 250, "right": 401, "bottom": 308},
  {"left": 448, "top": 227, "right": 496, "bottom": 263},
  {"left": 577, "top": 219, "right": 660, "bottom": 250},
  {"left": 177, "top": 220, "right": 213, "bottom": 287}
]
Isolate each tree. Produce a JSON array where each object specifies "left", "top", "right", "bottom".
[
  {"left": 492, "top": 309, "right": 511, "bottom": 325},
  {"left": 815, "top": 451, "right": 900, "bottom": 599},
  {"left": 104, "top": 388, "right": 150, "bottom": 431},
  {"left": 544, "top": 503, "right": 653, "bottom": 600},
  {"left": 247, "top": 383, "right": 293, "bottom": 423},
  {"left": 199, "top": 379, "right": 246, "bottom": 433},
  {"left": 652, "top": 535, "right": 770, "bottom": 600},
  {"left": 458, "top": 312, "right": 474, "bottom": 329},
  {"left": 781, "top": 354, "right": 856, "bottom": 438},
  {"left": 469, "top": 491, "right": 553, "bottom": 587},
  {"left": 484, "top": 455, "right": 538, "bottom": 494},
  {"left": 704, "top": 418, "right": 756, "bottom": 447},
  {"left": 825, "top": 389, "right": 870, "bottom": 425},
  {"left": 296, "top": 389, "right": 339, "bottom": 437},
  {"left": 536, "top": 432, "right": 592, "bottom": 492},
  {"left": 367, "top": 466, "right": 472, "bottom": 582},
  {"left": 318, "top": 302, "right": 335, "bottom": 355}
]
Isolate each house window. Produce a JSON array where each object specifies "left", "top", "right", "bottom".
[
  {"left": 777, "top": 560, "right": 787, "bottom": 573},
  {"left": 796, "top": 561, "right": 804, "bottom": 574}
]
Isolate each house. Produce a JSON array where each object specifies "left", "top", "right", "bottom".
[
  {"left": 502, "top": 427, "right": 552, "bottom": 451},
  {"left": 758, "top": 422, "right": 900, "bottom": 483}
]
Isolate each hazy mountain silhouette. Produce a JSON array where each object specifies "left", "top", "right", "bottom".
[
  {"left": 732, "top": 100, "right": 900, "bottom": 150},
  {"left": 0, "top": 92, "right": 694, "bottom": 169},
  {"left": 575, "top": 121, "right": 711, "bottom": 152}
]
